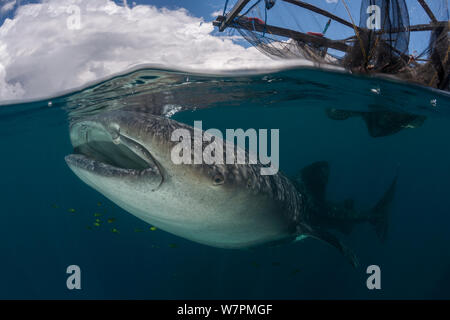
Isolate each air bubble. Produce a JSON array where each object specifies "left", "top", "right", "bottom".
[{"left": 371, "top": 88, "right": 381, "bottom": 95}]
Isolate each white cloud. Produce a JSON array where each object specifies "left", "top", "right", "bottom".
[
  {"left": 0, "top": 0, "right": 304, "bottom": 102},
  {"left": 1, "top": 0, "right": 16, "bottom": 13}
]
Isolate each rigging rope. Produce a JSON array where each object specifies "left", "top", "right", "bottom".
[
  {"left": 263, "top": 2, "right": 268, "bottom": 36},
  {"left": 341, "top": 0, "right": 368, "bottom": 64},
  {"left": 222, "top": 0, "right": 229, "bottom": 16},
  {"left": 323, "top": 19, "right": 331, "bottom": 34},
  {"left": 241, "top": 0, "right": 262, "bottom": 18},
  {"left": 322, "top": 1, "right": 340, "bottom": 35}
]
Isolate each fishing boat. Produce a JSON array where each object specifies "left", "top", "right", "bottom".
[{"left": 213, "top": 0, "right": 449, "bottom": 91}]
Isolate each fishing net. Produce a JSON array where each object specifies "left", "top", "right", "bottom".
[
  {"left": 216, "top": 0, "right": 450, "bottom": 91},
  {"left": 343, "top": 0, "right": 410, "bottom": 73},
  {"left": 414, "top": 0, "right": 449, "bottom": 90},
  {"left": 224, "top": 0, "right": 353, "bottom": 64}
]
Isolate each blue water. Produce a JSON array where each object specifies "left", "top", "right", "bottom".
[{"left": 1, "top": 67, "right": 450, "bottom": 299}]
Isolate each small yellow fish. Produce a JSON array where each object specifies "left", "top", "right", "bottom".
[
  {"left": 112, "top": 228, "right": 119, "bottom": 234},
  {"left": 93, "top": 222, "right": 100, "bottom": 227},
  {"left": 95, "top": 219, "right": 101, "bottom": 223},
  {"left": 149, "top": 226, "right": 157, "bottom": 231},
  {"left": 97, "top": 202, "right": 102, "bottom": 207},
  {"left": 94, "top": 213, "right": 102, "bottom": 217},
  {"left": 107, "top": 218, "right": 115, "bottom": 223},
  {"left": 68, "top": 208, "right": 76, "bottom": 213}
]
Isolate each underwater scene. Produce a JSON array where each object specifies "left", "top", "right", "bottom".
[{"left": 1, "top": 66, "right": 450, "bottom": 299}]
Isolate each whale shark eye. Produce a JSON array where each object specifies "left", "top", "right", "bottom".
[{"left": 213, "top": 173, "right": 225, "bottom": 186}]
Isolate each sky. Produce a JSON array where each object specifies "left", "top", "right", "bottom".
[
  {"left": 0, "top": 0, "right": 225, "bottom": 22},
  {"left": 0, "top": 0, "right": 280, "bottom": 102},
  {"left": 0, "top": 0, "right": 447, "bottom": 102}
]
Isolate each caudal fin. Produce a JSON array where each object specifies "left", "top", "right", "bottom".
[{"left": 369, "top": 171, "right": 399, "bottom": 242}]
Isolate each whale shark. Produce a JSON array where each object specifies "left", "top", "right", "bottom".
[{"left": 65, "top": 110, "right": 397, "bottom": 267}]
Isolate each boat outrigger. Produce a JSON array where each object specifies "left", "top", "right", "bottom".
[{"left": 214, "top": 0, "right": 449, "bottom": 91}]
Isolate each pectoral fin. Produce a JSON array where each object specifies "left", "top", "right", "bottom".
[{"left": 300, "top": 224, "right": 359, "bottom": 268}]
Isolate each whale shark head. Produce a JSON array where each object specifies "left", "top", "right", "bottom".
[{"left": 65, "top": 110, "right": 295, "bottom": 248}]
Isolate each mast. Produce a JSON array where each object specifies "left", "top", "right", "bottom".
[
  {"left": 217, "top": 0, "right": 359, "bottom": 32},
  {"left": 218, "top": 0, "right": 251, "bottom": 32},
  {"left": 417, "top": 0, "right": 438, "bottom": 23},
  {"left": 282, "top": 0, "right": 357, "bottom": 30},
  {"left": 214, "top": 15, "right": 349, "bottom": 52}
]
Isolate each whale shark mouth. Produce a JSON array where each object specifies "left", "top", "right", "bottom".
[
  {"left": 65, "top": 121, "right": 162, "bottom": 179},
  {"left": 73, "top": 140, "right": 150, "bottom": 171}
]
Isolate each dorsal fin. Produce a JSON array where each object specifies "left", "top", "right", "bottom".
[{"left": 300, "top": 161, "right": 329, "bottom": 205}]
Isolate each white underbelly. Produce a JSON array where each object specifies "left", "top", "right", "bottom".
[{"left": 108, "top": 186, "right": 292, "bottom": 248}]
